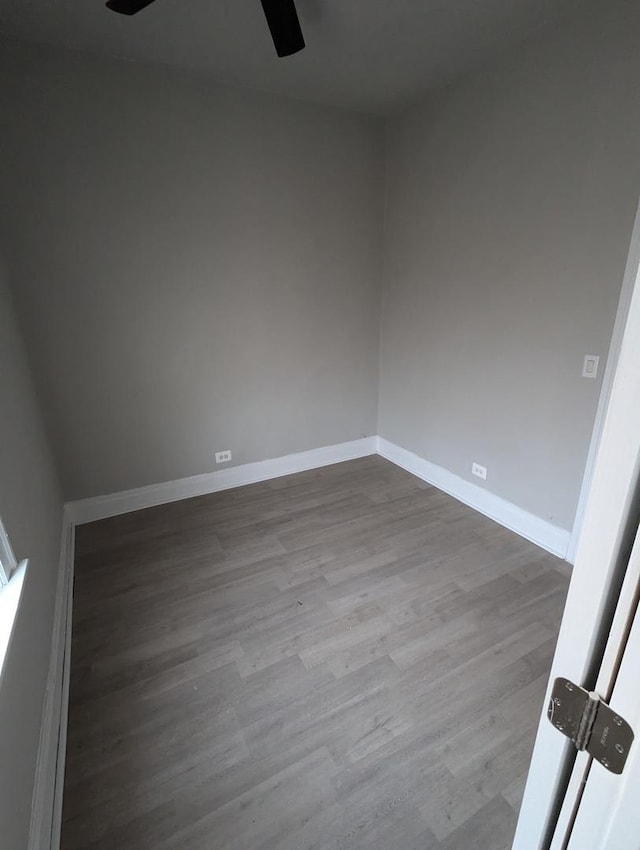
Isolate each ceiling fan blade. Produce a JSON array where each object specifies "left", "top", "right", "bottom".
[
  {"left": 105, "top": 0, "right": 158, "bottom": 15},
  {"left": 260, "top": 0, "right": 305, "bottom": 58}
]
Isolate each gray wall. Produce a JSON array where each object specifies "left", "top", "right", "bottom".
[
  {"left": 379, "top": 0, "right": 640, "bottom": 532},
  {"left": 3, "top": 1, "right": 640, "bottom": 534},
  {"left": 0, "top": 261, "right": 64, "bottom": 850},
  {"left": 0, "top": 41, "right": 384, "bottom": 501}
]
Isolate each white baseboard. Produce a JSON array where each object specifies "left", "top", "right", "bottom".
[
  {"left": 28, "top": 509, "right": 75, "bottom": 850},
  {"left": 66, "top": 434, "right": 570, "bottom": 559},
  {"left": 66, "top": 437, "right": 378, "bottom": 525},
  {"left": 376, "top": 437, "right": 571, "bottom": 559}
]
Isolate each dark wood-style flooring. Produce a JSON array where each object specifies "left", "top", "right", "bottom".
[{"left": 61, "top": 456, "right": 570, "bottom": 850}]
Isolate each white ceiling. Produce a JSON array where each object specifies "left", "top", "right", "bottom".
[{"left": 0, "top": 0, "right": 597, "bottom": 115}]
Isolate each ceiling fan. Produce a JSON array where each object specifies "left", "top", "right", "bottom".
[{"left": 105, "top": 0, "right": 305, "bottom": 58}]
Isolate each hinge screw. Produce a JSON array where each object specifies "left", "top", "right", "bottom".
[
  {"left": 565, "top": 682, "right": 574, "bottom": 691},
  {"left": 602, "top": 758, "right": 610, "bottom": 768},
  {"left": 613, "top": 716, "right": 623, "bottom": 726},
  {"left": 615, "top": 743, "right": 624, "bottom": 754},
  {"left": 554, "top": 698, "right": 562, "bottom": 706}
]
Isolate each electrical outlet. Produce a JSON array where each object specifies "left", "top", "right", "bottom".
[
  {"left": 215, "top": 450, "right": 232, "bottom": 464},
  {"left": 472, "top": 462, "right": 487, "bottom": 480}
]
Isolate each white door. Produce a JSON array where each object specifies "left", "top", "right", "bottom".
[
  {"left": 547, "top": 520, "right": 640, "bottom": 849},
  {"left": 512, "top": 204, "right": 640, "bottom": 849},
  {"left": 564, "top": 531, "right": 640, "bottom": 849}
]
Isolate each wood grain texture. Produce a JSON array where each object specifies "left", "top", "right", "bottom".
[{"left": 61, "top": 456, "right": 569, "bottom": 850}]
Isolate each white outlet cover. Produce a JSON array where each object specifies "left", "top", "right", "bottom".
[
  {"left": 215, "top": 450, "right": 232, "bottom": 464},
  {"left": 472, "top": 462, "right": 487, "bottom": 480},
  {"left": 582, "top": 355, "right": 599, "bottom": 379}
]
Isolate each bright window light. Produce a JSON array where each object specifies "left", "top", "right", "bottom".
[
  {"left": 0, "top": 516, "right": 18, "bottom": 586},
  {"left": 0, "top": 517, "right": 27, "bottom": 681}
]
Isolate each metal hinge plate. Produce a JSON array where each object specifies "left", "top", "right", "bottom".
[{"left": 548, "top": 677, "right": 634, "bottom": 774}]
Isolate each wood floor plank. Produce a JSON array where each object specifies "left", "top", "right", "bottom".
[{"left": 61, "top": 456, "right": 569, "bottom": 850}]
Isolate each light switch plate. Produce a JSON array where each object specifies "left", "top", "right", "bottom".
[{"left": 582, "top": 355, "right": 600, "bottom": 379}]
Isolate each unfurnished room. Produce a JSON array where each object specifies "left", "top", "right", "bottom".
[{"left": 1, "top": 1, "right": 640, "bottom": 849}]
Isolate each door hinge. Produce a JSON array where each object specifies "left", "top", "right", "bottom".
[{"left": 547, "top": 677, "right": 634, "bottom": 775}]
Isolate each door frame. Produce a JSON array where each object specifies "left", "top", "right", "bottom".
[{"left": 512, "top": 200, "right": 640, "bottom": 850}]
